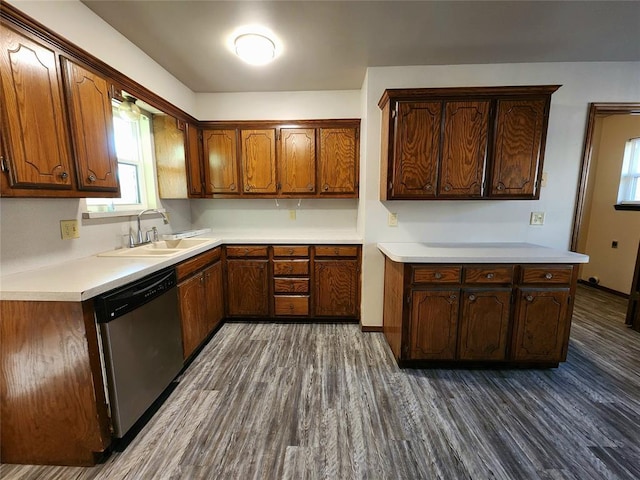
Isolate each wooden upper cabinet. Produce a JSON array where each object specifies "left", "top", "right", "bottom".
[
  {"left": 153, "top": 115, "right": 188, "bottom": 199},
  {"left": 439, "top": 101, "right": 489, "bottom": 197},
  {"left": 241, "top": 129, "right": 277, "bottom": 194},
  {"left": 185, "top": 122, "right": 204, "bottom": 197},
  {"left": 62, "top": 59, "right": 119, "bottom": 192},
  {"left": 319, "top": 127, "right": 358, "bottom": 195},
  {"left": 203, "top": 129, "right": 239, "bottom": 195},
  {"left": 279, "top": 128, "right": 316, "bottom": 194},
  {"left": 392, "top": 101, "right": 441, "bottom": 198},
  {"left": 0, "top": 27, "right": 73, "bottom": 189},
  {"left": 379, "top": 86, "right": 558, "bottom": 200},
  {"left": 490, "top": 99, "right": 547, "bottom": 197}
]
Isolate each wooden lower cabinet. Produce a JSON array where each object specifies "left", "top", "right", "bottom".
[
  {"left": 177, "top": 248, "right": 224, "bottom": 359},
  {"left": 226, "top": 258, "right": 270, "bottom": 317},
  {"left": 314, "top": 252, "right": 360, "bottom": 319},
  {"left": 383, "top": 257, "right": 578, "bottom": 367}
]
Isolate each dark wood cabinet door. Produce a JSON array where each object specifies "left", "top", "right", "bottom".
[
  {"left": 439, "top": 101, "right": 489, "bottom": 197},
  {"left": 392, "top": 101, "right": 441, "bottom": 198},
  {"left": 409, "top": 289, "right": 459, "bottom": 360},
  {"left": 226, "top": 259, "right": 269, "bottom": 316},
  {"left": 186, "top": 122, "right": 204, "bottom": 197},
  {"left": 491, "top": 99, "right": 546, "bottom": 197},
  {"left": 458, "top": 289, "right": 511, "bottom": 360},
  {"left": 203, "top": 129, "right": 239, "bottom": 195},
  {"left": 314, "top": 259, "right": 360, "bottom": 318},
  {"left": 241, "top": 129, "right": 277, "bottom": 194},
  {"left": 0, "top": 27, "right": 73, "bottom": 189},
  {"left": 512, "top": 288, "right": 569, "bottom": 362},
  {"left": 203, "top": 261, "right": 224, "bottom": 333},
  {"left": 178, "top": 272, "right": 206, "bottom": 360},
  {"left": 279, "top": 128, "right": 316, "bottom": 194},
  {"left": 153, "top": 115, "right": 188, "bottom": 199},
  {"left": 319, "top": 127, "right": 358, "bottom": 195},
  {"left": 62, "top": 59, "right": 119, "bottom": 192}
]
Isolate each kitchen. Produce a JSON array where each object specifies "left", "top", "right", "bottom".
[{"left": 1, "top": 0, "right": 639, "bottom": 478}]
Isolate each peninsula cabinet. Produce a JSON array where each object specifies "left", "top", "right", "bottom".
[
  {"left": 176, "top": 247, "right": 224, "bottom": 359},
  {"left": 379, "top": 85, "right": 560, "bottom": 201},
  {"left": 382, "top": 257, "right": 579, "bottom": 367}
]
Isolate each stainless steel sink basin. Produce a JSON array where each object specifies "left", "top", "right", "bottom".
[{"left": 98, "top": 238, "right": 214, "bottom": 258}]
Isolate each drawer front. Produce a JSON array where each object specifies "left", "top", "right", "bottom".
[
  {"left": 464, "top": 266, "right": 514, "bottom": 284},
  {"left": 273, "top": 260, "right": 309, "bottom": 276},
  {"left": 274, "top": 295, "right": 309, "bottom": 316},
  {"left": 273, "top": 246, "right": 309, "bottom": 257},
  {"left": 315, "top": 246, "right": 359, "bottom": 257},
  {"left": 176, "top": 247, "right": 221, "bottom": 281},
  {"left": 226, "top": 245, "right": 268, "bottom": 258},
  {"left": 274, "top": 278, "right": 309, "bottom": 293},
  {"left": 412, "top": 266, "right": 461, "bottom": 284},
  {"left": 521, "top": 265, "right": 573, "bottom": 285}
]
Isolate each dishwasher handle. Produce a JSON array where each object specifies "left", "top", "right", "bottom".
[{"left": 95, "top": 268, "right": 177, "bottom": 322}]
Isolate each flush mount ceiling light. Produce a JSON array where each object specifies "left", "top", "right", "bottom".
[
  {"left": 119, "top": 96, "right": 141, "bottom": 121},
  {"left": 234, "top": 33, "right": 276, "bottom": 65}
]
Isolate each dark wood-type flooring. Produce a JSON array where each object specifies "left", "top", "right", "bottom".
[{"left": 2, "top": 285, "right": 639, "bottom": 479}]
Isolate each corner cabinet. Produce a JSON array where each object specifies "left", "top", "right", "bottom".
[
  {"left": 379, "top": 85, "right": 559, "bottom": 200},
  {"left": 382, "top": 258, "right": 578, "bottom": 367}
]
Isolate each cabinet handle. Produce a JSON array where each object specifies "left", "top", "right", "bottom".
[
  {"left": 88, "top": 174, "right": 96, "bottom": 183},
  {"left": 468, "top": 294, "right": 476, "bottom": 301},
  {"left": 486, "top": 273, "right": 494, "bottom": 279},
  {"left": 323, "top": 184, "right": 329, "bottom": 191},
  {"left": 1, "top": 156, "right": 8, "bottom": 172},
  {"left": 434, "top": 272, "right": 443, "bottom": 279},
  {"left": 545, "top": 273, "right": 554, "bottom": 280},
  {"left": 526, "top": 295, "right": 534, "bottom": 302},
  {"left": 59, "top": 171, "right": 69, "bottom": 180}
]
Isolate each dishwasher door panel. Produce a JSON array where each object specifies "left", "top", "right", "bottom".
[{"left": 100, "top": 286, "right": 183, "bottom": 438}]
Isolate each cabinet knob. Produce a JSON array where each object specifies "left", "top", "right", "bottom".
[
  {"left": 230, "top": 183, "right": 236, "bottom": 191},
  {"left": 526, "top": 295, "right": 534, "bottom": 302},
  {"left": 87, "top": 174, "right": 97, "bottom": 183},
  {"left": 468, "top": 294, "right": 476, "bottom": 301},
  {"left": 486, "top": 273, "right": 494, "bottom": 279},
  {"left": 545, "top": 272, "right": 554, "bottom": 280},
  {"left": 323, "top": 184, "right": 329, "bottom": 191},
  {"left": 308, "top": 184, "right": 314, "bottom": 191},
  {"left": 434, "top": 272, "right": 443, "bottom": 279},
  {"left": 496, "top": 184, "right": 505, "bottom": 191},
  {"left": 59, "top": 171, "right": 69, "bottom": 180},
  {"left": 288, "top": 249, "right": 294, "bottom": 255},
  {"left": 424, "top": 184, "right": 433, "bottom": 191},
  {"left": 334, "top": 248, "right": 340, "bottom": 255},
  {"left": 245, "top": 185, "right": 250, "bottom": 191},
  {"left": 244, "top": 248, "right": 249, "bottom": 255},
  {"left": 450, "top": 294, "right": 457, "bottom": 301},
  {"left": 444, "top": 185, "right": 451, "bottom": 192}
]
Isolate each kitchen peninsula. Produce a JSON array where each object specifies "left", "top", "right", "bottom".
[{"left": 379, "top": 242, "right": 588, "bottom": 368}]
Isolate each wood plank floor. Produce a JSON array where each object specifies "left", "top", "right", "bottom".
[{"left": 3, "top": 285, "right": 639, "bottom": 479}]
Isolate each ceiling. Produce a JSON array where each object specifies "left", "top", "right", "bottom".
[{"left": 81, "top": 1, "right": 640, "bottom": 93}]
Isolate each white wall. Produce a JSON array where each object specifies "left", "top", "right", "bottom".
[{"left": 360, "top": 62, "right": 640, "bottom": 327}]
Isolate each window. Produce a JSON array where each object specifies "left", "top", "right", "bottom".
[
  {"left": 617, "top": 137, "right": 640, "bottom": 207},
  {"left": 86, "top": 104, "right": 157, "bottom": 212}
]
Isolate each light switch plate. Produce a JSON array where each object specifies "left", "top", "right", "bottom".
[
  {"left": 60, "top": 219, "right": 79, "bottom": 239},
  {"left": 388, "top": 212, "right": 398, "bottom": 226},
  {"left": 530, "top": 212, "right": 545, "bottom": 225}
]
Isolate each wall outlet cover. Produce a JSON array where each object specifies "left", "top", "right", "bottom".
[
  {"left": 530, "top": 212, "right": 545, "bottom": 225},
  {"left": 60, "top": 219, "right": 80, "bottom": 239},
  {"left": 388, "top": 212, "right": 398, "bottom": 227}
]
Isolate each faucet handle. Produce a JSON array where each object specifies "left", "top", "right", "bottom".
[
  {"left": 145, "top": 230, "right": 152, "bottom": 243},
  {"left": 128, "top": 233, "right": 135, "bottom": 248},
  {"left": 152, "top": 226, "right": 159, "bottom": 242}
]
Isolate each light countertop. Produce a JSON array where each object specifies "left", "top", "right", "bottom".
[
  {"left": 377, "top": 242, "right": 589, "bottom": 264},
  {"left": 0, "top": 230, "right": 362, "bottom": 302}
]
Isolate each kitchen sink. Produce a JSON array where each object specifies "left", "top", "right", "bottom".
[{"left": 98, "top": 238, "right": 215, "bottom": 258}]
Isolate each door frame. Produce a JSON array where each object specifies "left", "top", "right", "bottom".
[{"left": 570, "top": 103, "right": 640, "bottom": 251}]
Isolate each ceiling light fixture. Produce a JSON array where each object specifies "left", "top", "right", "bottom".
[{"left": 234, "top": 33, "right": 276, "bottom": 66}]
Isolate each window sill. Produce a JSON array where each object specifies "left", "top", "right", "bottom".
[
  {"left": 82, "top": 208, "right": 166, "bottom": 219},
  {"left": 614, "top": 204, "right": 640, "bottom": 211}
]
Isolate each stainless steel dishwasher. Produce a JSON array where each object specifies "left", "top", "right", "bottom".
[{"left": 95, "top": 268, "right": 183, "bottom": 439}]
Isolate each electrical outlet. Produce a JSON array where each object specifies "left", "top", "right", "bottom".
[
  {"left": 60, "top": 219, "right": 79, "bottom": 239},
  {"left": 289, "top": 210, "right": 296, "bottom": 220},
  {"left": 530, "top": 212, "right": 545, "bottom": 225},
  {"left": 612, "top": 240, "right": 618, "bottom": 249},
  {"left": 388, "top": 212, "right": 398, "bottom": 227}
]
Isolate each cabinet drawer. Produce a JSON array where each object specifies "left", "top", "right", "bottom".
[
  {"left": 412, "top": 266, "right": 461, "bottom": 284},
  {"left": 273, "top": 259, "right": 309, "bottom": 276},
  {"left": 315, "top": 246, "right": 359, "bottom": 257},
  {"left": 521, "top": 265, "right": 573, "bottom": 285},
  {"left": 274, "top": 295, "right": 309, "bottom": 316},
  {"left": 274, "top": 278, "right": 309, "bottom": 293},
  {"left": 273, "top": 246, "right": 309, "bottom": 257},
  {"left": 226, "top": 245, "right": 268, "bottom": 258},
  {"left": 176, "top": 247, "right": 221, "bottom": 281},
  {"left": 464, "top": 266, "right": 514, "bottom": 284}
]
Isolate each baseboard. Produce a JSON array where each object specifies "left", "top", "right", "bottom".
[
  {"left": 361, "top": 325, "right": 383, "bottom": 332},
  {"left": 578, "top": 279, "right": 629, "bottom": 299}
]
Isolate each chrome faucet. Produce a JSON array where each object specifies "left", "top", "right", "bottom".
[{"left": 133, "top": 209, "right": 169, "bottom": 246}]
